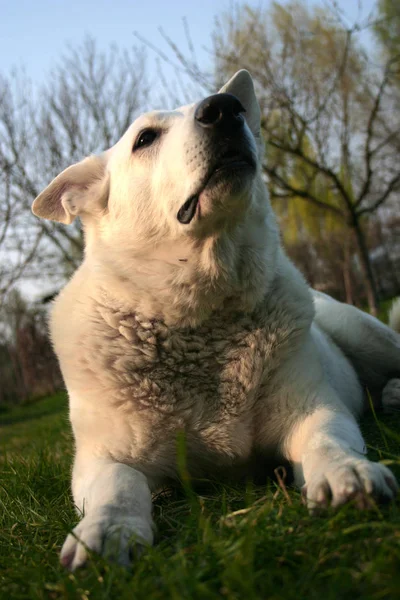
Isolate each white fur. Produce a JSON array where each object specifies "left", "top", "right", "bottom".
[{"left": 33, "top": 70, "right": 400, "bottom": 570}]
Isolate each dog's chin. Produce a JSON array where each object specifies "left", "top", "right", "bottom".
[
  {"left": 200, "top": 164, "right": 254, "bottom": 210},
  {"left": 205, "top": 161, "right": 255, "bottom": 196},
  {"left": 177, "top": 161, "right": 256, "bottom": 226}
]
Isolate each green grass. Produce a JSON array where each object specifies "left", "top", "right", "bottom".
[{"left": 1, "top": 393, "right": 400, "bottom": 600}]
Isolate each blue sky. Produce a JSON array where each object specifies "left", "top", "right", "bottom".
[{"left": 0, "top": 0, "right": 378, "bottom": 85}]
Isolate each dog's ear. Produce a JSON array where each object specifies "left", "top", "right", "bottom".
[
  {"left": 32, "top": 154, "right": 109, "bottom": 224},
  {"left": 218, "top": 70, "right": 261, "bottom": 138}
]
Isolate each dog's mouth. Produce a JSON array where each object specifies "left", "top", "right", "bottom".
[{"left": 177, "top": 149, "right": 256, "bottom": 225}]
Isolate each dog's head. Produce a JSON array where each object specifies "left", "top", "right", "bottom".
[{"left": 32, "top": 71, "right": 264, "bottom": 254}]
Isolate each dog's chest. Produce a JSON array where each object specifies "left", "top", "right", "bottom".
[
  {"left": 74, "top": 295, "right": 307, "bottom": 476},
  {"left": 86, "top": 303, "right": 296, "bottom": 475},
  {"left": 92, "top": 303, "right": 292, "bottom": 422}
]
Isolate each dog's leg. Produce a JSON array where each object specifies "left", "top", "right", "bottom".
[
  {"left": 284, "top": 398, "right": 398, "bottom": 511},
  {"left": 313, "top": 291, "right": 400, "bottom": 394},
  {"left": 60, "top": 453, "right": 154, "bottom": 571}
]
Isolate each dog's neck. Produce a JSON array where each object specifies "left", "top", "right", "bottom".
[{"left": 89, "top": 205, "right": 280, "bottom": 328}]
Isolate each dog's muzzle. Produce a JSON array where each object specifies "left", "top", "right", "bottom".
[{"left": 177, "top": 94, "right": 255, "bottom": 225}]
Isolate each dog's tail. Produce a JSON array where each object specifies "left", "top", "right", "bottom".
[{"left": 389, "top": 298, "right": 400, "bottom": 333}]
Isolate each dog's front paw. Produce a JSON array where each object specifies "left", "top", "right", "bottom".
[
  {"left": 60, "top": 513, "right": 154, "bottom": 571},
  {"left": 303, "top": 458, "right": 398, "bottom": 513}
]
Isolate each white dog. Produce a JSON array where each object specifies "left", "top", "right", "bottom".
[{"left": 32, "top": 71, "right": 400, "bottom": 571}]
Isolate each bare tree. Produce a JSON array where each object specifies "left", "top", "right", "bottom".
[{"left": 0, "top": 37, "right": 149, "bottom": 303}]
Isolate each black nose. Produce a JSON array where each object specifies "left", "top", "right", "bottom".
[{"left": 195, "top": 93, "right": 246, "bottom": 130}]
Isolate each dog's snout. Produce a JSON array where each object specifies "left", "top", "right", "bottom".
[{"left": 195, "top": 93, "right": 246, "bottom": 131}]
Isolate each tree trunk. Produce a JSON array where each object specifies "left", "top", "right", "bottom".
[{"left": 351, "top": 218, "right": 379, "bottom": 316}]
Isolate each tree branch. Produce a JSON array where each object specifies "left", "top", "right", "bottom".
[
  {"left": 358, "top": 172, "right": 400, "bottom": 216},
  {"left": 356, "top": 56, "right": 398, "bottom": 208},
  {"left": 266, "top": 138, "right": 353, "bottom": 211},
  {"left": 264, "top": 165, "right": 345, "bottom": 218}
]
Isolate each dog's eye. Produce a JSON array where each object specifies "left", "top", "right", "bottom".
[{"left": 133, "top": 129, "right": 159, "bottom": 151}]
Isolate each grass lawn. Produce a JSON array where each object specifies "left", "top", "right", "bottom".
[{"left": 1, "top": 392, "right": 400, "bottom": 599}]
